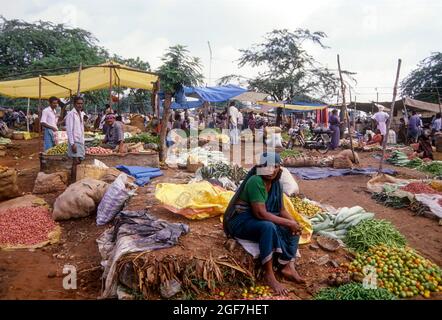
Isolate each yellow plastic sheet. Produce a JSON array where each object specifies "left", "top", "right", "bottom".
[
  {"left": 0, "top": 61, "right": 158, "bottom": 99},
  {"left": 155, "top": 181, "right": 234, "bottom": 220},
  {"left": 155, "top": 181, "right": 313, "bottom": 244},
  {"left": 282, "top": 194, "right": 313, "bottom": 244}
]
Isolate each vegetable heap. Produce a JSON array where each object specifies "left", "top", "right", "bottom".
[
  {"left": 386, "top": 151, "right": 410, "bottom": 167},
  {"left": 241, "top": 286, "right": 272, "bottom": 299},
  {"left": 199, "top": 162, "right": 247, "bottom": 185},
  {"left": 86, "top": 146, "right": 113, "bottom": 155},
  {"left": 46, "top": 143, "right": 68, "bottom": 155},
  {"left": 290, "top": 197, "right": 323, "bottom": 218},
  {"left": 405, "top": 157, "right": 423, "bottom": 168},
  {"left": 400, "top": 182, "right": 441, "bottom": 195},
  {"left": 418, "top": 161, "right": 442, "bottom": 176},
  {"left": 344, "top": 219, "right": 407, "bottom": 253},
  {"left": 280, "top": 149, "right": 302, "bottom": 160},
  {"left": 371, "top": 192, "right": 411, "bottom": 209},
  {"left": 310, "top": 206, "right": 375, "bottom": 240},
  {"left": 314, "top": 282, "right": 396, "bottom": 300},
  {"left": 348, "top": 245, "right": 442, "bottom": 298},
  {"left": 125, "top": 133, "right": 160, "bottom": 145}
]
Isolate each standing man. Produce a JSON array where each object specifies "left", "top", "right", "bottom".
[
  {"left": 66, "top": 96, "right": 86, "bottom": 183},
  {"left": 102, "top": 114, "right": 125, "bottom": 153},
  {"left": 408, "top": 111, "right": 421, "bottom": 144},
  {"left": 371, "top": 104, "right": 390, "bottom": 144},
  {"left": 41, "top": 96, "right": 59, "bottom": 151},
  {"left": 228, "top": 101, "right": 239, "bottom": 145}
]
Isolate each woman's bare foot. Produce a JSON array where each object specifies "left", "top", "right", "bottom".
[
  {"left": 281, "top": 263, "right": 306, "bottom": 284},
  {"left": 264, "top": 271, "right": 289, "bottom": 296}
]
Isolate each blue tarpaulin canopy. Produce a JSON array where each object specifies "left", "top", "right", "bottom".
[{"left": 160, "top": 85, "right": 248, "bottom": 110}]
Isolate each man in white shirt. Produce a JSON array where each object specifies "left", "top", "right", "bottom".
[
  {"left": 371, "top": 104, "right": 390, "bottom": 143},
  {"left": 40, "top": 96, "right": 59, "bottom": 151},
  {"left": 66, "top": 96, "right": 86, "bottom": 183},
  {"left": 237, "top": 110, "right": 244, "bottom": 130},
  {"left": 228, "top": 101, "right": 239, "bottom": 145}
]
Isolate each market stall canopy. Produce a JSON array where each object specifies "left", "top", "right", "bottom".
[
  {"left": 183, "top": 85, "right": 247, "bottom": 103},
  {"left": 256, "top": 101, "right": 328, "bottom": 112},
  {"left": 233, "top": 91, "right": 269, "bottom": 103},
  {"left": 340, "top": 97, "right": 440, "bottom": 114},
  {"left": 0, "top": 61, "right": 159, "bottom": 99}
]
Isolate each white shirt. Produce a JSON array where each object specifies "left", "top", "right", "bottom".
[
  {"left": 237, "top": 111, "right": 244, "bottom": 125},
  {"left": 229, "top": 106, "right": 239, "bottom": 126},
  {"left": 371, "top": 111, "right": 389, "bottom": 135},
  {"left": 41, "top": 106, "right": 58, "bottom": 128},
  {"left": 65, "top": 109, "right": 85, "bottom": 145}
]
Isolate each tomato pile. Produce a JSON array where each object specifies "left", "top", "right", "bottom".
[
  {"left": 347, "top": 245, "right": 442, "bottom": 298},
  {"left": 400, "top": 182, "right": 441, "bottom": 195}
]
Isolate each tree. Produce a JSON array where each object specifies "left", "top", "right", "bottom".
[
  {"left": 157, "top": 45, "right": 204, "bottom": 160},
  {"left": 234, "top": 29, "right": 354, "bottom": 125},
  {"left": 0, "top": 16, "right": 107, "bottom": 79},
  {"left": 401, "top": 52, "right": 442, "bottom": 104}
]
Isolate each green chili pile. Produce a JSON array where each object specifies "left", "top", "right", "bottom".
[{"left": 314, "top": 282, "right": 396, "bottom": 300}]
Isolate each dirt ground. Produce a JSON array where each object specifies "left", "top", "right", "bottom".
[{"left": 0, "top": 139, "right": 441, "bottom": 300}]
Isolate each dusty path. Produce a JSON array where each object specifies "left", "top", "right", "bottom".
[{"left": 0, "top": 140, "right": 441, "bottom": 299}]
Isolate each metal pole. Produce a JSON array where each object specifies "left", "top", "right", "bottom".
[
  {"left": 337, "top": 55, "right": 357, "bottom": 163},
  {"left": 379, "top": 59, "right": 402, "bottom": 173}
]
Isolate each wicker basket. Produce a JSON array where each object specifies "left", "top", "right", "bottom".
[{"left": 12, "top": 132, "right": 24, "bottom": 140}]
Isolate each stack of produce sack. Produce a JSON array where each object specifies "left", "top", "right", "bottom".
[{"left": 0, "top": 166, "right": 20, "bottom": 201}]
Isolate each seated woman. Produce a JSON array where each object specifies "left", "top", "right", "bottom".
[
  {"left": 366, "top": 129, "right": 383, "bottom": 145},
  {"left": 223, "top": 152, "right": 304, "bottom": 296},
  {"left": 416, "top": 133, "right": 433, "bottom": 160}
]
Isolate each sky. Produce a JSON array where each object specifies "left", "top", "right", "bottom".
[{"left": 2, "top": 0, "right": 442, "bottom": 103}]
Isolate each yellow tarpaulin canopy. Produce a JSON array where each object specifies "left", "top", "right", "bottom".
[
  {"left": 0, "top": 61, "right": 159, "bottom": 99},
  {"left": 257, "top": 101, "right": 328, "bottom": 111}
]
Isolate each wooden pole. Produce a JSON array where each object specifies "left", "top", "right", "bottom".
[
  {"left": 337, "top": 55, "right": 357, "bottom": 163},
  {"left": 109, "top": 63, "right": 113, "bottom": 108},
  {"left": 436, "top": 87, "right": 442, "bottom": 115},
  {"left": 77, "top": 63, "right": 82, "bottom": 95},
  {"left": 379, "top": 59, "right": 402, "bottom": 173},
  {"left": 27, "top": 97, "right": 30, "bottom": 132},
  {"left": 38, "top": 75, "right": 42, "bottom": 133},
  {"left": 354, "top": 95, "right": 357, "bottom": 131}
]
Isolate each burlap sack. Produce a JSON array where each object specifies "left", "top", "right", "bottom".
[
  {"left": 0, "top": 168, "right": 20, "bottom": 200},
  {"left": 337, "top": 150, "right": 360, "bottom": 164},
  {"left": 33, "top": 171, "right": 69, "bottom": 194},
  {"left": 333, "top": 157, "right": 353, "bottom": 169},
  {"left": 52, "top": 179, "right": 109, "bottom": 220}
]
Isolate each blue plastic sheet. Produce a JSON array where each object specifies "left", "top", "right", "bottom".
[
  {"left": 116, "top": 165, "right": 163, "bottom": 186},
  {"left": 288, "top": 167, "right": 396, "bottom": 180}
]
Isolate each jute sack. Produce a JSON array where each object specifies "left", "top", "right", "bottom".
[
  {"left": 52, "top": 179, "right": 109, "bottom": 220},
  {"left": 0, "top": 168, "right": 20, "bottom": 200},
  {"left": 33, "top": 171, "right": 69, "bottom": 194},
  {"left": 333, "top": 157, "right": 353, "bottom": 169}
]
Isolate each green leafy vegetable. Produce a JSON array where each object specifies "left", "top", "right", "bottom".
[{"left": 314, "top": 282, "right": 396, "bottom": 300}]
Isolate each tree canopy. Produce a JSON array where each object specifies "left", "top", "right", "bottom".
[
  {"left": 157, "top": 45, "right": 204, "bottom": 94},
  {"left": 401, "top": 52, "right": 442, "bottom": 104}
]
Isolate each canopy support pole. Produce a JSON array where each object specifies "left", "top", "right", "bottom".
[
  {"left": 379, "top": 59, "right": 402, "bottom": 173},
  {"left": 436, "top": 87, "right": 442, "bottom": 115},
  {"left": 337, "top": 55, "right": 357, "bottom": 163},
  {"left": 38, "top": 75, "right": 42, "bottom": 133},
  {"left": 109, "top": 62, "right": 113, "bottom": 108},
  {"left": 354, "top": 96, "right": 357, "bottom": 131},
  {"left": 77, "top": 63, "right": 82, "bottom": 95},
  {"left": 27, "top": 97, "right": 30, "bottom": 132}
]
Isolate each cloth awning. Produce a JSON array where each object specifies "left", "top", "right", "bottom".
[
  {"left": 233, "top": 91, "right": 269, "bottom": 102},
  {"left": 0, "top": 61, "right": 158, "bottom": 99},
  {"left": 256, "top": 101, "right": 328, "bottom": 111}
]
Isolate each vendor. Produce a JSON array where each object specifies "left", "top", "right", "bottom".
[
  {"left": 102, "top": 114, "right": 125, "bottom": 153},
  {"left": 40, "top": 96, "right": 59, "bottom": 151},
  {"left": 415, "top": 133, "right": 433, "bottom": 160},
  {"left": 223, "top": 152, "right": 304, "bottom": 296},
  {"left": 366, "top": 129, "right": 383, "bottom": 145}
]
